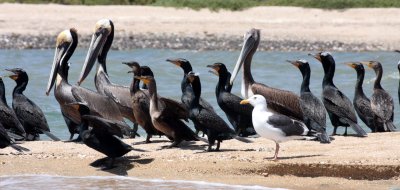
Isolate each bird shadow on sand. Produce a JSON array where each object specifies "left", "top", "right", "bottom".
[
  {"left": 267, "top": 154, "right": 323, "bottom": 161},
  {"left": 90, "top": 155, "right": 154, "bottom": 176},
  {"left": 131, "top": 139, "right": 171, "bottom": 145}
]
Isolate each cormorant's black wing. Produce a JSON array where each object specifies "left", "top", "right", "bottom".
[
  {"left": 322, "top": 86, "right": 357, "bottom": 122},
  {"left": 220, "top": 93, "right": 253, "bottom": 116}
]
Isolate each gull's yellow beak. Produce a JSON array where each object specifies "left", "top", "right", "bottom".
[{"left": 240, "top": 99, "right": 250, "bottom": 105}]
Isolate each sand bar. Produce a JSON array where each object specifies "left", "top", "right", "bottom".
[{"left": 1, "top": 132, "right": 400, "bottom": 189}]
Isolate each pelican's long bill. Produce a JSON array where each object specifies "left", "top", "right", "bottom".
[
  {"left": 77, "top": 19, "right": 112, "bottom": 85},
  {"left": 230, "top": 28, "right": 260, "bottom": 86},
  {"left": 46, "top": 30, "right": 74, "bottom": 96}
]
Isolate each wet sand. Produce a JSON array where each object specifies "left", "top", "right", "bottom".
[{"left": 1, "top": 132, "right": 399, "bottom": 189}]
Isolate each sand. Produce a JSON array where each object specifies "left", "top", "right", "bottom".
[
  {"left": 0, "top": 4, "right": 399, "bottom": 50},
  {"left": 1, "top": 133, "right": 400, "bottom": 189},
  {"left": 1, "top": 3, "right": 400, "bottom": 189}
]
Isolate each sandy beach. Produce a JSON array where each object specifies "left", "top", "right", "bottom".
[
  {"left": 0, "top": 3, "right": 400, "bottom": 189},
  {"left": 1, "top": 133, "right": 400, "bottom": 189},
  {"left": 0, "top": 4, "right": 399, "bottom": 50}
]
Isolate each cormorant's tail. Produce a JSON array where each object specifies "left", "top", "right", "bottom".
[
  {"left": 385, "top": 121, "right": 397, "bottom": 132},
  {"left": 10, "top": 144, "right": 30, "bottom": 152},
  {"left": 7, "top": 132, "right": 25, "bottom": 141},
  {"left": 344, "top": 119, "right": 367, "bottom": 137},
  {"left": 319, "top": 131, "right": 331, "bottom": 144},
  {"left": 233, "top": 135, "right": 253, "bottom": 143},
  {"left": 41, "top": 130, "right": 61, "bottom": 141}
]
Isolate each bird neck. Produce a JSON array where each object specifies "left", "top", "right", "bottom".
[
  {"left": 216, "top": 72, "right": 229, "bottom": 97},
  {"left": 355, "top": 69, "right": 366, "bottom": 95},
  {"left": 129, "top": 74, "right": 140, "bottom": 95},
  {"left": 322, "top": 60, "right": 335, "bottom": 87},
  {"left": 0, "top": 79, "right": 7, "bottom": 105},
  {"left": 373, "top": 67, "right": 383, "bottom": 89},
  {"left": 253, "top": 102, "right": 268, "bottom": 113},
  {"left": 190, "top": 78, "right": 201, "bottom": 108},
  {"left": 180, "top": 66, "right": 192, "bottom": 92},
  {"left": 300, "top": 67, "right": 311, "bottom": 93},
  {"left": 13, "top": 80, "right": 28, "bottom": 96},
  {"left": 243, "top": 54, "right": 255, "bottom": 86},
  {"left": 147, "top": 80, "right": 159, "bottom": 112}
]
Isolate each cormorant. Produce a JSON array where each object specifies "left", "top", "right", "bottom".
[
  {"left": 166, "top": 58, "right": 214, "bottom": 135},
  {"left": 136, "top": 75, "right": 207, "bottom": 148},
  {"left": 207, "top": 63, "right": 255, "bottom": 137},
  {"left": 288, "top": 60, "right": 330, "bottom": 143},
  {"left": 0, "top": 76, "right": 26, "bottom": 138},
  {"left": 230, "top": 29, "right": 303, "bottom": 121},
  {"left": 7, "top": 68, "right": 60, "bottom": 141},
  {"left": 345, "top": 62, "right": 384, "bottom": 132},
  {"left": 240, "top": 95, "right": 309, "bottom": 161},
  {"left": 124, "top": 61, "right": 163, "bottom": 143},
  {"left": 186, "top": 72, "right": 251, "bottom": 151},
  {"left": 0, "top": 123, "right": 29, "bottom": 152},
  {"left": 46, "top": 28, "right": 132, "bottom": 140},
  {"left": 68, "top": 102, "right": 133, "bottom": 169},
  {"left": 309, "top": 52, "right": 367, "bottom": 137},
  {"left": 77, "top": 19, "right": 139, "bottom": 138},
  {"left": 362, "top": 61, "right": 397, "bottom": 132}
]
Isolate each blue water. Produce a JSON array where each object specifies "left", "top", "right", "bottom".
[
  {"left": 0, "top": 49, "right": 399, "bottom": 139},
  {"left": 0, "top": 175, "right": 284, "bottom": 190}
]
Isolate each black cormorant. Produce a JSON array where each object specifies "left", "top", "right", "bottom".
[
  {"left": 288, "top": 59, "right": 330, "bottom": 143},
  {"left": 345, "top": 62, "right": 384, "bottom": 132},
  {"left": 309, "top": 52, "right": 367, "bottom": 137},
  {"left": 0, "top": 123, "right": 29, "bottom": 152},
  {"left": 124, "top": 62, "right": 163, "bottom": 143},
  {"left": 230, "top": 29, "right": 303, "bottom": 121},
  {"left": 166, "top": 58, "right": 214, "bottom": 135},
  {"left": 7, "top": 68, "right": 60, "bottom": 141},
  {"left": 136, "top": 75, "right": 207, "bottom": 148},
  {"left": 240, "top": 95, "right": 308, "bottom": 161},
  {"left": 68, "top": 102, "right": 133, "bottom": 169},
  {"left": 0, "top": 77, "right": 25, "bottom": 138},
  {"left": 207, "top": 63, "right": 255, "bottom": 137},
  {"left": 186, "top": 72, "right": 251, "bottom": 151},
  {"left": 77, "top": 19, "right": 139, "bottom": 138},
  {"left": 362, "top": 61, "right": 397, "bottom": 132}
]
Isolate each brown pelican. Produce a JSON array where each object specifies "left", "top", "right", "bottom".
[
  {"left": 229, "top": 29, "right": 303, "bottom": 120},
  {"left": 136, "top": 75, "right": 207, "bottom": 148},
  {"left": 76, "top": 19, "right": 138, "bottom": 137},
  {"left": 46, "top": 29, "right": 132, "bottom": 140}
]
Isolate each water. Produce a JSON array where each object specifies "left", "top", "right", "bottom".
[
  {"left": 0, "top": 175, "right": 283, "bottom": 190},
  {"left": 1, "top": 49, "right": 400, "bottom": 139}
]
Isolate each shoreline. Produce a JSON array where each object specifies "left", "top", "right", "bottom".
[
  {"left": 0, "top": 33, "right": 386, "bottom": 51},
  {"left": 1, "top": 132, "right": 399, "bottom": 189},
  {"left": 0, "top": 4, "right": 399, "bottom": 51}
]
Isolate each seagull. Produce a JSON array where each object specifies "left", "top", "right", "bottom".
[{"left": 240, "top": 95, "right": 309, "bottom": 160}]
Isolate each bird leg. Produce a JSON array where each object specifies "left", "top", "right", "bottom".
[
  {"left": 130, "top": 123, "right": 139, "bottom": 138},
  {"left": 145, "top": 134, "right": 152, "bottom": 143},
  {"left": 331, "top": 126, "right": 338, "bottom": 136},
  {"left": 343, "top": 127, "right": 348, "bottom": 136},
  {"left": 272, "top": 142, "right": 280, "bottom": 161},
  {"left": 215, "top": 140, "right": 221, "bottom": 151}
]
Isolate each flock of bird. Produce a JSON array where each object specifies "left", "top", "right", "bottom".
[{"left": 1, "top": 19, "right": 399, "bottom": 168}]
